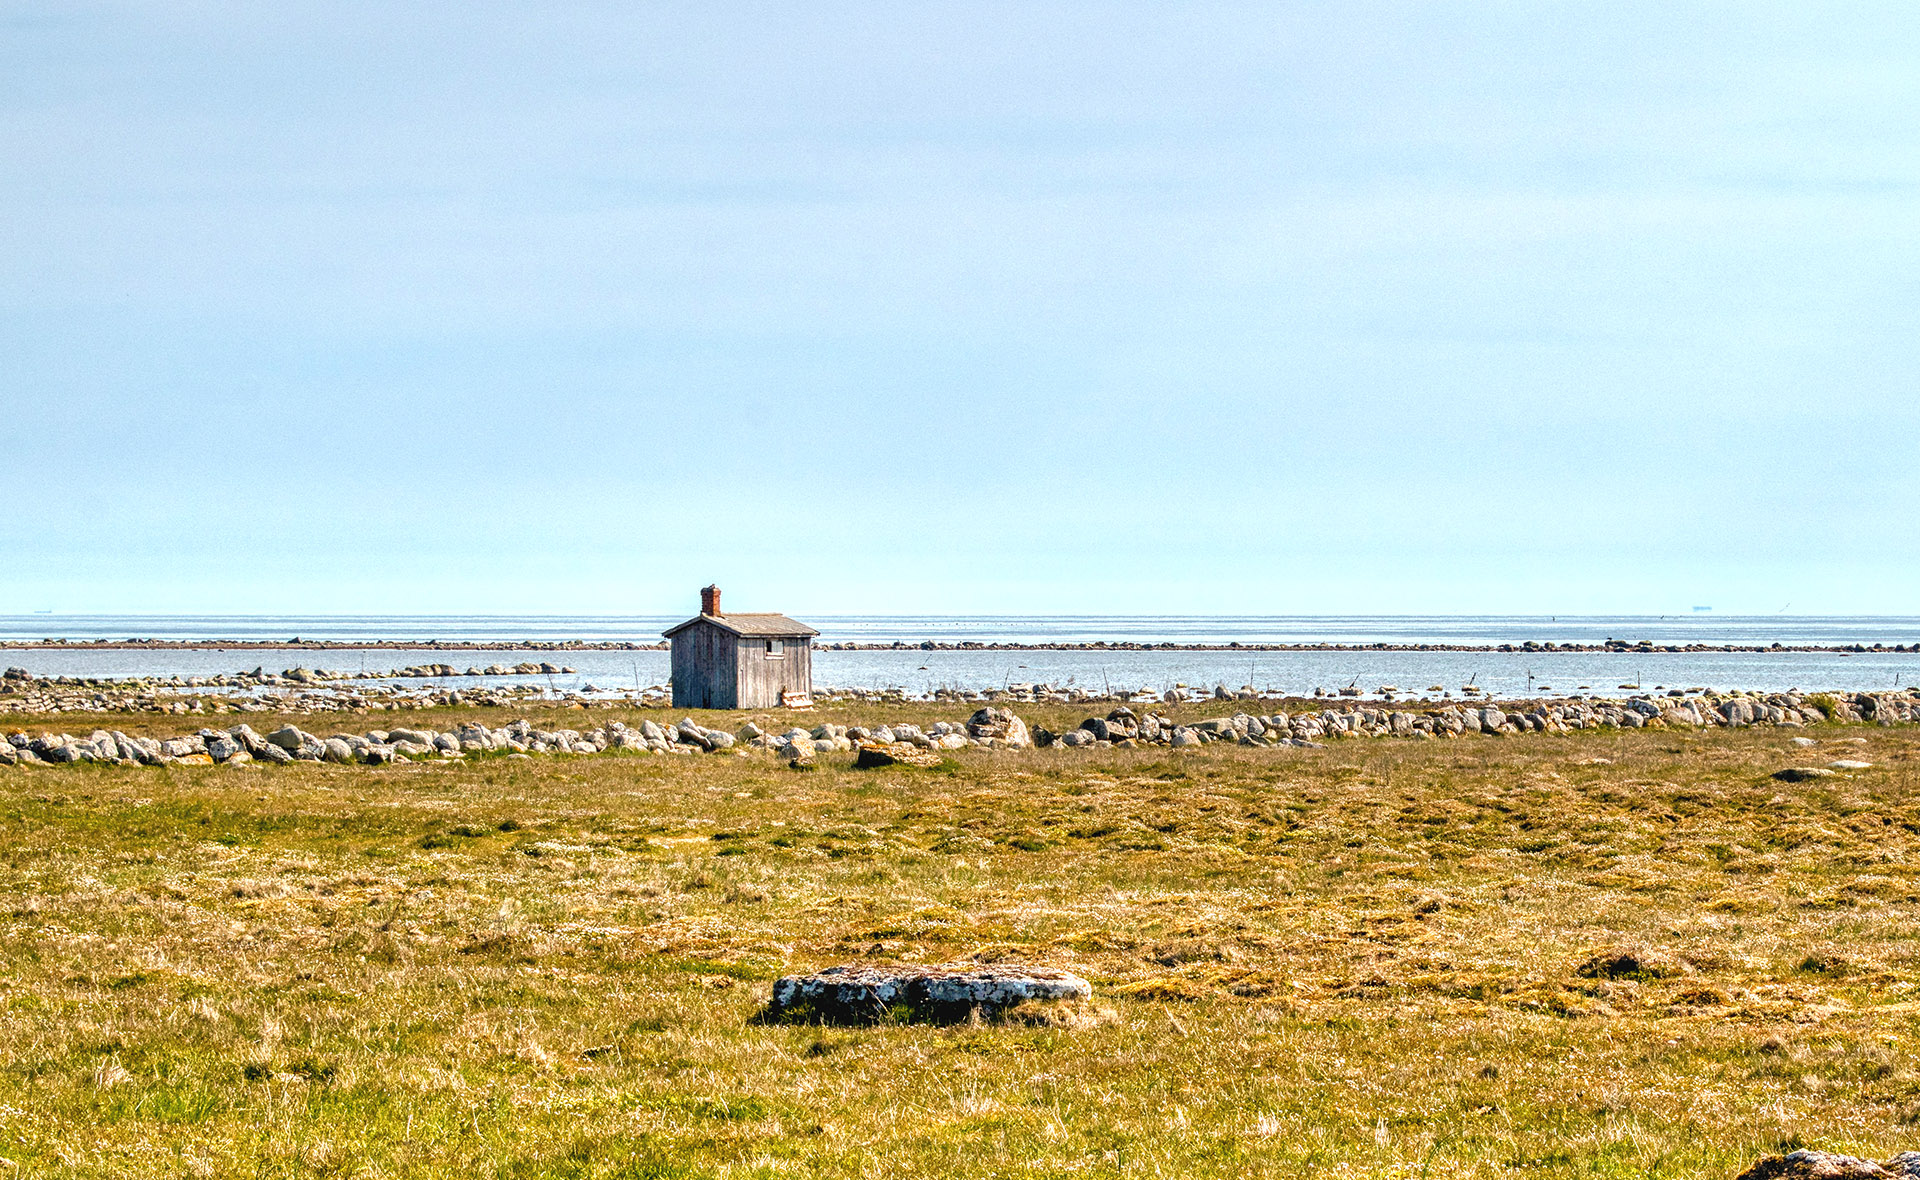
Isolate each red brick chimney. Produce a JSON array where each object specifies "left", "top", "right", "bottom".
[{"left": 700, "top": 585, "right": 722, "bottom": 616}]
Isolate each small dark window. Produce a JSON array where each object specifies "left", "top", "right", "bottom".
[{"left": 764, "top": 639, "right": 784, "bottom": 659}]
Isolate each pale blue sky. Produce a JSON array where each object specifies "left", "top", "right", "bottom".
[{"left": 3, "top": 2, "right": 1917, "bottom": 616}]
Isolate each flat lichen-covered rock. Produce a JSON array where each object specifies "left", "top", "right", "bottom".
[
  {"left": 1736, "top": 1150, "right": 1920, "bottom": 1179},
  {"left": 760, "top": 964, "right": 1092, "bottom": 1025},
  {"left": 1575, "top": 945, "right": 1689, "bottom": 981},
  {"left": 852, "top": 743, "right": 944, "bottom": 769}
]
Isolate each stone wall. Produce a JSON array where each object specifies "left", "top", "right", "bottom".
[{"left": 4, "top": 690, "right": 1916, "bottom": 769}]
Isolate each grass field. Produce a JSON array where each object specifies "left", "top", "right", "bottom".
[{"left": 2, "top": 700, "right": 1917, "bottom": 1178}]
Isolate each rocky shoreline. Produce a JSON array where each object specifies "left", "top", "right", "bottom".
[
  {"left": 826, "top": 639, "right": 1920, "bottom": 655},
  {"left": 3, "top": 656, "right": 1918, "bottom": 723},
  {"left": 4, "top": 662, "right": 579, "bottom": 689},
  {"left": 0, "top": 664, "right": 622, "bottom": 718},
  {"left": 4, "top": 689, "right": 1915, "bottom": 770},
  {"left": 4, "top": 637, "right": 1917, "bottom": 654},
  {"left": 0, "top": 639, "right": 660, "bottom": 652}
]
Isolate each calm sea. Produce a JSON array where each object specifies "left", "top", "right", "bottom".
[
  {"left": 1, "top": 615, "right": 1916, "bottom": 700},
  {"left": 3, "top": 613, "right": 1920, "bottom": 647}
]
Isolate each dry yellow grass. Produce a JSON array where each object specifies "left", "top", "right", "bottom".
[{"left": 1, "top": 700, "right": 1918, "bottom": 1177}]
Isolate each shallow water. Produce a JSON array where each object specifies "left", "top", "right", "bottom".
[
  {"left": 5, "top": 612, "right": 1920, "bottom": 647},
  {"left": 2, "top": 641, "right": 1915, "bottom": 700}
]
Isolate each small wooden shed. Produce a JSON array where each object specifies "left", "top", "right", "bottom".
[{"left": 664, "top": 586, "right": 820, "bottom": 709}]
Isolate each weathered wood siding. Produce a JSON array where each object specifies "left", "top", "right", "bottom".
[
  {"left": 733, "top": 635, "right": 812, "bottom": 708},
  {"left": 669, "top": 621, "right": 741, "bottom": 709},
  {"left": 669, "top": 620, "right": 813, "bottom": 709}
]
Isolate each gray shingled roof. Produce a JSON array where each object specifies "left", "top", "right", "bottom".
[{"left": 662, "top": 613, "right": 820, "bottom": 639}]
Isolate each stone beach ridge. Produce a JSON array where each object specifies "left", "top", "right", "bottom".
[
  {"left": 5, "top": 637, "right": 1918, "bottom": 654},
  {"left": 4, "top": 690, "right": 1917, "bottom": 769},
  {"left": 5, "top": 654, "right": 1918, "bottom": 722}
]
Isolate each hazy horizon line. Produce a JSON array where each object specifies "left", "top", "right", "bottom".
[{"left": 4, "top": 611, "right": 1917, "bottom": 621}]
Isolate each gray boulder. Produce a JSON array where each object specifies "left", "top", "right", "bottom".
[
  {"left": 1735, "top": 1149, "right": 1920, "bottom": 1179},
  {"left": 968, "top": 708, "right": 1032, "bottom": 747},
  {"left": 760, "top": 964, "right": 1092, "bottom": 1025},
  {"left": 228, "top": 725, "right": 271, "bottom": 756}
]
